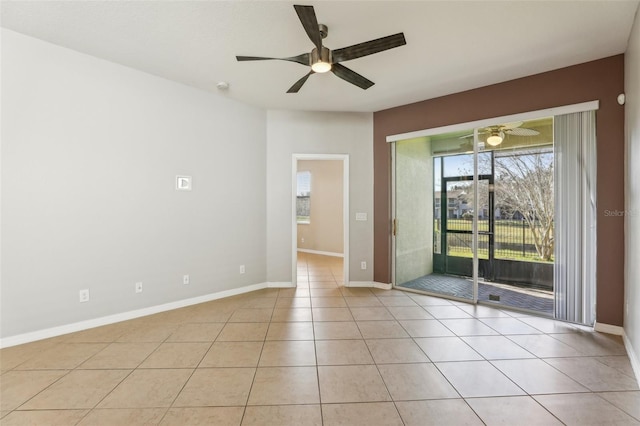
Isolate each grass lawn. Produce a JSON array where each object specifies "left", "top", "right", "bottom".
[{"left": 440, "top": 219, "right": 553, "bottom": 263}]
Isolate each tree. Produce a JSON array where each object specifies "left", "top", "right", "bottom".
[
  {"left": 494, "top": 149, "right": 554, "bottom": 261},
  {"left": 458, "top": 148, "right": 554, "bottom": 261}
]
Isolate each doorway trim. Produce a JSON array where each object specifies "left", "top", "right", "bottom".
[{"left": 292, "top": 154, "right": 349, "bottom": 287}]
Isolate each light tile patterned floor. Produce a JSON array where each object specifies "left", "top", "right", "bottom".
[{"left": 0, "top": 253, "right": 638, "bottom": 425}]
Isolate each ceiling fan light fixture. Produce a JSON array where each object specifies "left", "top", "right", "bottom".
[
  {"left": 486, "top": 130, "right": 504, "bottom": 146},
  {"left": 311, "top": 61, "right": 331, "bottom": 73},
  {"left": 311, "top": 47, "right": 332, "bottom": 73}
]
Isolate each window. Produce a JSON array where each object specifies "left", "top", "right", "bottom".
[{"left": 296, "top": 171, "right": 311, "bottom": 224}]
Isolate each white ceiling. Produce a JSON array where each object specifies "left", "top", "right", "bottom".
[{"left": 2, "top": 1, "right": 638, "bottom": 112}]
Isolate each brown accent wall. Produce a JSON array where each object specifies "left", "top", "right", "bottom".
[{"left": 374, "top": 55, "right": 625, "bottom": 326}]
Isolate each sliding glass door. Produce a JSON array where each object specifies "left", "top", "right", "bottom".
[
  {"left": 393, "top": 117, "right": 561, "bottom": 317},
  {"left": 393, "top": 132, "right": 478, "bottom": 302},
  {"left": 392, "top": 107, "right": 598, "bottom": 326},
  {"left": 393, "top": 137, "right": 437, "bottom": 296}
]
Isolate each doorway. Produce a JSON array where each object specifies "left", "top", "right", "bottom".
[
  {"left": 291, "top": 154, "right": 349, "bottom": 287},
  {"left": 438, "top": 175, "right": 493, "bottom": 279},
  {"left": 393, "top": 118, "right": 556, "bottom": 315}
]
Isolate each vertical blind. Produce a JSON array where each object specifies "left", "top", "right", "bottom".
[{"left": 554, "top": 110, "right": 597, "bottom": 325}]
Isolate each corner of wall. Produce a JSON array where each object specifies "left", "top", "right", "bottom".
[{"left": 623, "top": 1, "right": 640, "bottom": 385}]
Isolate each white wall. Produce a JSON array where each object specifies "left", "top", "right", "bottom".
[
  {"left": 624, "top": 7, "right": 640, "bottom": 379},
  {"left": 0, "top": 30, "right": 267, "bottom": 339},
  {"left": 266, "top": 110, "right": 373, "bottom": 284},
  {"left": 297, "top": 160, "right": 343, "bottom": 255}
]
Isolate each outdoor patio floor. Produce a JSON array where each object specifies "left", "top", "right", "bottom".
[{"left": 399, "top": 274, "right": 554, "bottom": 315}]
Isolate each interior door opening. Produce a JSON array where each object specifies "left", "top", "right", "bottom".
[{"left": 292, "top": 154, "right": 349, "bottom": 288}]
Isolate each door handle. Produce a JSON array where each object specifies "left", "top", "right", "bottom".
[{"left": 393, "top": 218, "right": 398, "bottom": 236}]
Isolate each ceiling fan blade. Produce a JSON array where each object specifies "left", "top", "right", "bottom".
[
  {"left": 236, "top": 53, "right": 310, "bottom": 66},
  {"left": 332, "top": 33, "right": 406, "bottom": 63},
  {"left": 506, "top": 128, "right": 540, "bottom": 137},
  {"left": 285, "top": 53, "right": 312, "bottom": 66},
  {"left": 294, "top": 5, "right": 322, "bottom": 51},
  {"left": 501, "top": 121, "right": 524, "bottom": 130},
  {"left": 331, "top": 63, "right": 374, "bottom": 90},
  {"left": 236, "top": 56, "right": 276, "bottom": 61},
  {"left": 287, "top": 71, "right": 315, "bottom": 93}
]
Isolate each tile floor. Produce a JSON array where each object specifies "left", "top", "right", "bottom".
[{"left": 0, "top": 252, "right": 638, "bottom": 425}]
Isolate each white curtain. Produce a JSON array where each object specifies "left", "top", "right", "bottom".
[{"left": 554, "top": 110, "right": 597, "bottom": 325}]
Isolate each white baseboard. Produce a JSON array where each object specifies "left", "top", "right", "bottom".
[
  {"left": 346, "top": 281, "right": 392, "bottom": 290},
  {"left": 267, "top": 282, "right": 295, "bottom": 288},
  {"left": 623, "top": 331, "right": 640, "bottom": 386},
  {"left": 594, "top": 323, "right": 639, "bottom": 387},
  {"left": 373, "top": 281, "right": 393, "bottom": 290},
  {"left": 297, "top": 249, "right": 344, "bottom": 258},
  {"left": 346, "top": 281, "right": 374, "bottom": 288},
  {"left": 594, "top": 321, "right": 625, "bottom": 336},
  {"left": 0, "top": 282, "right": 269, "bottom": 349}
]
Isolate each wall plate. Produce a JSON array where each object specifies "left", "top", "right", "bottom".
[{"left": 176, "top": 175, "right": 192, "bottom": 191}]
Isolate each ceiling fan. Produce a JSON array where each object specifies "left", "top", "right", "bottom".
[
  {"left": 236, "top": 4, "right": 406, "bottom": 93},
  {"left": 461, "top": 122, "right": 541, "bottom": 146},
  {"left": 433, "top": 122, "right": 541, "bottom": 154}
]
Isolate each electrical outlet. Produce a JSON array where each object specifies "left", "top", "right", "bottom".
[
  {"left": 135, "top": 282, "right": 143, "bottom": 293},
  {"left": 240, "top": 265, "right": 245, "bottom": 274},
  {"left": 301, "top": 237, "right": 305, "bottom": 243},
  {"left": 183, "top": 275, "right": 190, "bottom": 285},
  {"left": 361, "top": 261, "right": 367, "bottom": 270},
  {"left": 79, "top": 289, "right": 90, "bottom": 303}
]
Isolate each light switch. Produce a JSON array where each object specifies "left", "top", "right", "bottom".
[
  {"left": 355, "top": 212, "right": 367, "bottom": 221},
  {"left": 176, "top": 175, "right": 192, "bottom": 191}
]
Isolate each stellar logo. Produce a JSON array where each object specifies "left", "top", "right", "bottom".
[{"left": 603, "top": 209, "right": 639, "bottom": 217}]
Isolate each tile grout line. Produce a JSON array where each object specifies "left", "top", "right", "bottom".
[
  {"left": 87, "top": 321, "right": 183, "bottom": 423},
  {"left": 309, "top": 270, "right": 324, "bottom": 426},
  {"left": 369, "top": 292, "right": 417, "bottom": 426},
  {"left": 156, "top": 320, "right": 224, "bottom": 425}
]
